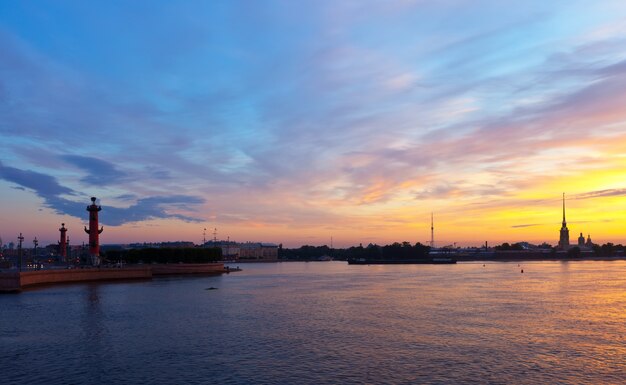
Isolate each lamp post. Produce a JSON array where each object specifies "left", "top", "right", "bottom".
[
  {"left": 33, "top": 237, "right": 39, "bottom": 269},
  {"left": 17, "top": 233, "right": 24, "bottom": 271},
  {"left": 203, "top": 228, "right": 207, "bottom": 248}
]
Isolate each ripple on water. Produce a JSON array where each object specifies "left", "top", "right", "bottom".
[{"left": 2, "top": 261, "right": 626, "bottom": 384}]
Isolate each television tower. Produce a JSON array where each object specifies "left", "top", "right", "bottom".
[{"left": 430, "top": 213, "right": 435, "bottom": 248}]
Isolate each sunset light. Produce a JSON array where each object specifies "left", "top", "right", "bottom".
[{"left": 1, "top": 1, "right": 625, "bottom": 248}]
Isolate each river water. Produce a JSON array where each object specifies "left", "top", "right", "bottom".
[{"left": 2, "top": 261, "right": 625, "bottom": 384}]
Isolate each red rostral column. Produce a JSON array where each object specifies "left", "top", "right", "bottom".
[
  {"left": 58, "top": 223, "right": 68, "bottom": 260},
  {"left": 84, "top": 197, "right": 103, "bottom": 261}
]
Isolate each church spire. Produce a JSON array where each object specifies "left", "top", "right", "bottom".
[{"left": 558, "top": 193, "right": 570, "bottom": 249}]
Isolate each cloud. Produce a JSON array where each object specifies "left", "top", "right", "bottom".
[
  {"left": 2, "top": 1, "right": 626, "bottom": 245},
  {"left": 325, "top": 47, "right": 626, "bottom": 205},
  {"left": 574, "top": 189, "right": 626, "bottom": 199},
  {"left": 0, "top": 161, "right": 75, "bottom": 197},
  {"left": 115, "top": 193, "right": 138, "bottom": 201},
  {"left": 98, "top": 195, "right": 205, "bottom": 226},
  {"left": 0, "top": 161, "right": 205, "bottom": 225},
  {"left": 60, "top": 155, "right": 128, "bottom": 185}
]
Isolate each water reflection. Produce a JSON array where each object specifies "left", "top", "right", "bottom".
[
  {"left": 3, "top": 261, "right": 626, "bottom": 384},
  {"left": 82, "top": 284, "right": 107, "bottom": 382}
]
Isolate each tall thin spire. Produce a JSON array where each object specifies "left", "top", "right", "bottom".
[
  {"left": 559, "top": 193, "right": 570, "bottom": 249},
  {"left": 430, "top": 212, "right": 434, "bottom": 248},
  {"left": 562, "top": 192, "right": 566, "bottom": 226}
]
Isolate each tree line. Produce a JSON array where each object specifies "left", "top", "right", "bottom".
[
  {"left": 278, "top": 242, "right": 431, "bottom": 261},
  {"left": 105, "top": 247, "right": 222, "bottom": 264},
  {"left": 494, "top": 242, "right": 625, "bottom": 257},
  {"left": 279, "top": 241, "right": 625, "bottom": 261}
]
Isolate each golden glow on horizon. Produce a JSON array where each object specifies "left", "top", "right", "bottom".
[
  {"left": 2, "top": 2, "right": 626, "bottom": 249},
  {"left": 3, "top": 189, "right": 625, "bottom": 248}
]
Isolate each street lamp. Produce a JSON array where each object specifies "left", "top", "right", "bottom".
[{"left": 33, "top": 237, "right": 38, "bottom": 268}]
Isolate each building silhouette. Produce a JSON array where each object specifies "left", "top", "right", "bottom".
[
  {"left": 558, "top": 193, "right": 595, "bottom": 251},
  {"left": 558, "top": 193, "right": 570, "bottom": 249}
]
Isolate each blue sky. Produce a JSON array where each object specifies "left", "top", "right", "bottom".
[{"left": 2, "top": 1, "right": 626, "bottom": 247}]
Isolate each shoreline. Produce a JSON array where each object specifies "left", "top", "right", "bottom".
[
  {"left": 453, "top": 255, "right": 626, "bottom": 262},
  {"left": 249, "top": 256, "right": 626, "bottom": 263},
  {"left": 0, "top": 262, "right": 229, "bottom": 293}
]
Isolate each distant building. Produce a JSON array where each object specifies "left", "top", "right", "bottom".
[
  {"left": 127, "top": 241, "right": 195, "bottom": 249},
  {"left": 222, "top": 244, "right": 240, "bottom": 259},
  {"left": 239, "top": 242, "right": 278, "bottom": 260},
  {"left": 207, "top": 241, "right": 239, "bottom": 260},
  {"left": 586, "top": 234, "right": 594, "bottom": 247},
  {"left": 202, "top": 240, "right": 277, "bottom": 260}
]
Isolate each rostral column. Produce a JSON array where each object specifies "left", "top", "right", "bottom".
[
  {"left": 59, "top": 223, "right": 68, "bottom": 261},
  {"left": 84, "top": 197, "right": 103, "bottom": 265}
]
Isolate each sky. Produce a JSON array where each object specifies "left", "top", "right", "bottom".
[{"left": 1, "top": 0, "right": 626, "bottom": 248}]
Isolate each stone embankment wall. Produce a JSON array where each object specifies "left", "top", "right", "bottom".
[
  {"left": 0, "top": 273, "right": 21, "bottom": 292},
  {"left": 0, "top": 263, "right": 226, "bottom": 292},
  {"left": 1, "top": 267, "right": 152, "bottom": 292}
]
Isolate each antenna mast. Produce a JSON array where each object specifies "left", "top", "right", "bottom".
[{"left": 430, "top": 213, "right": 435, "bottom": 248}]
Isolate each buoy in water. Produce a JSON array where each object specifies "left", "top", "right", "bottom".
[
  {"left": 521, "top": 269, "right": 524, "bottom": 273},
  {"left": 205, "top": 287, "right": 218, "bottom": 290}
]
